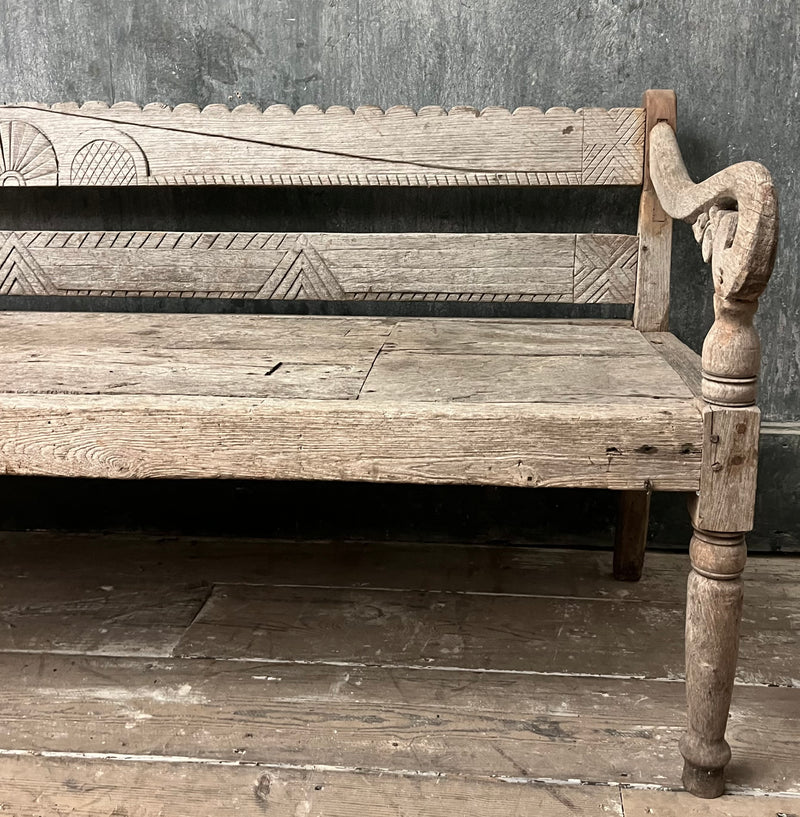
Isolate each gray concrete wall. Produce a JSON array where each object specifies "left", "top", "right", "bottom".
[{"left": 0, "top": 0, "right": 797, "bottom": 549}]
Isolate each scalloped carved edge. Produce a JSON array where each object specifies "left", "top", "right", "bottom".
[{"left": 4, "top": 100, "right": 642, "bottom": 119}]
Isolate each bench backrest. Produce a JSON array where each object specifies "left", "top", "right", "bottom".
[{"left": 0, "top": 92, "right": 675, "bottom": 325}]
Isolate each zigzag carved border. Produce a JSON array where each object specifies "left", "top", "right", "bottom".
[{"left": 0, "top": 230, "right": 638, "bottom": 304}]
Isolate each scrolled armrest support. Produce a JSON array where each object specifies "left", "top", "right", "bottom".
[{"left": 649, "top": 122, "right": 779, "bottom": 406}]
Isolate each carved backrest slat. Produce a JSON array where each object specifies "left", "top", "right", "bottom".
[
  {"left": 0, "top": 102, "right": 645, "bottom": 188},
  {"left": 0, "top": 231, "right": 639, "bottom": 304}
]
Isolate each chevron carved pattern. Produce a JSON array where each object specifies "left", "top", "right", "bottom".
[
  {"left": 574, "top": 234, "right": 639, "bottom": 303},
  {"left": 0, "top": 233, "right": 54, "bottom": 295},
  {"left": 254, "top": 236, "right": 345, "bottom": 300},
  {"left": 0, "top": 231, "right": 638, "bottom": 303},
  {"left": 581, "top": 108, "right": 646, "bottom": 185},
  {"left": 0, "top": 231, "right": 348, "bottom": 299}
]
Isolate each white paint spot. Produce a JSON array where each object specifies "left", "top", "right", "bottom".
[{"left": 36, "top": 684, "right": 207, "bottom": 705}]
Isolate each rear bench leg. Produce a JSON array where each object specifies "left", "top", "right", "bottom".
[
  {"left": 680, "top": 526, "right": 745, "bottom": 798},
  {"left": 613, "top": 488, "right": 651, "bottom": 581}
]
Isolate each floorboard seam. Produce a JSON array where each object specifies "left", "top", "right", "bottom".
[
  {"left": 171, "top": 582, "right": 216, "bottom": 650},
  {"left": 208, "top": 581, "right": 677, "bottom": 604},
  {"left": 0, "top": 749, "right": 796, "bottom": 799},
  {"left": 2, "top": 649, "right": 798, "bottom": 689}
]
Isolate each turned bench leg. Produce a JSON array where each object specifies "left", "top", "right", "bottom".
[
  {"left": 680, "top": 403, "right": 759, "bottom": 797},
  {"left": 680, "top": 527, "right": 746, "bottom": 797},
  {"left": 613, "top": 489, "right": 651, "bottom": 581}
]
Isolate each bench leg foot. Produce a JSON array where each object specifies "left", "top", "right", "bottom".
[
  {"left": 613, "top": 490, "right": 650, "bottom": 581},
  {"left": 680, "top": 527, "right": 745, "bottom": 798}
]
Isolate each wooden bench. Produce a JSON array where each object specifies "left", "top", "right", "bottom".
[{"left": 0, "top": 89, "right": 778, "bottom": 797}]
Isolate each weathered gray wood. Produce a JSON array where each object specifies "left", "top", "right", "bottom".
[
  {"left": 0, "top": 311, "right": 396, "bottom": 354},
  {"left": 0, "top": 313, "right": 691, "bottom": 402},
  {"left": 690, "top": 405, "right": 761, "bottom": 534},
  {"left": 0, "top": 311, "right": 639, "bottom": 355},
  {"left": 681, "top": 403, "right": 761, "bottom": 796},
  {"left": 0, "top": 582, "right": 207, "bottom": 657},
  {"left": 0, "top": 392, "right": 702, "bottom": 489},
  {"left": 0, "top": 102, "right": 645, "bottom": 187},
  {"left": 0, "top": 755, "right": 624, "bottom": 817},
  {"left": 1, "top": 653, "right": 798, "bottom": 791},
  {"left": 0, "top": 534, "right": 797, "bottom": 803},
  {"left": 359, "top": 349, "right": 694, "bottom": 403},
  {"left": 386, "top": 319, "right": 649, "bottom": 356},
  {"left": 646, "top": 332, "right": 703, "bottom": 397},
  {"left": 623, "top": 790, "right": 800, "bottom": 816},
  {"left": 654, "top": 122, "right": 778, "bottom": 795},
  {"left": 682, "top": 554, "right": 745, "bottom": 798},
  {"left": 171, "top": 581, "right": 800, "bottom": 686},
  {"left": 633, "top": 89, "right": 676, "bottom": 332},
  {"left": 650, "top": 122, "right": 778, "bottom": 407},
  {"left": 2, "top": 533, "right": 799, "bottom": 659},
  {"left": 0, "top": 230, "right": 639, "bottom": 302},
  {"left": 0, "top": 356, "right": 373, "bottom": 399},
  {"left": 0, "top": 312, "right": 705, "bottom": 487}
]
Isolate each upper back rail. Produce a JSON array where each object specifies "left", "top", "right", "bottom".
[{"left": 0, "top": 102, "right": 645, "bottom": 188}]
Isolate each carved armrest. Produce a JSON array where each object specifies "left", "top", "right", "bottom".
[{"left": 649, "top": 122, "right": 779, "bottom": 407}]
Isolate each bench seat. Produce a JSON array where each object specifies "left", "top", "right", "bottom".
[{"left": 0, "top": 311, "right": 702, "bottom": 490}]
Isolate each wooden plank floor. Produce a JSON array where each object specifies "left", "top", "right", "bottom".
[{"left": 0, "top": 531, "right": 797, "bottom": 815}]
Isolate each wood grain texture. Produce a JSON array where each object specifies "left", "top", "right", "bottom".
[
  {"left": 0, "top": 755, "right": 624, "bottom": 817},
  {"left": 0, "top": 312, "right": 703, "bottom": 488},
  {"left": 172, "top": 581, "right": 800, "bottom": 686},
  {"left": 0, "top": 392, "right": 702, "bottom": 489},
  {"left": 0, "top": 312, "right": 691, "bottom": 403},
  {"left": 0, "top": 229, "right": 639, "bottom": 302},
  {"left": 633, "top": 90, "right": 676, "bottom": 332},
  {"left": 622, "top": 790, "right": 800, "bottom": 816},
  {"left": 682, "top": 558, "right": 745, "bottom": 797},
  {"left": 358, "top": 349, "right": 694, "bottom": 403},
  {"left": 691, "top": 406, "right": 761, "bottom": 533},
  {"left": 646, "top": 332, "right": 703, "bottom": 398},
  {"left": 650, "top": 122, "right": 778, "bottom": 407},
  {"left": 0, "top": 653, "right": 797, "bottom": 791},
  {"left": 0, "top": 102, "right": 645, "bottom": 187},
  {"left": 2, "top": 533, "right": 799, "bottom": 658}
]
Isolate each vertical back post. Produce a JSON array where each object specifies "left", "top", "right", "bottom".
[{"left": 633, "top": 89, "right": 677, "bottom": 331}]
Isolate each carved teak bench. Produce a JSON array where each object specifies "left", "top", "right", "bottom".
[{"left": 0, "top": 90, "right": 778, "bottom": 797}]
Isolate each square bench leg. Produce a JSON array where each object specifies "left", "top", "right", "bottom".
[{"left": 613, "top": 489, "right": 650, "bottom": 581}]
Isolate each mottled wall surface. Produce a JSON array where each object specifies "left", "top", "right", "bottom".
[{"left": 0, "top": 0, "right": 797, "bottom": 547}]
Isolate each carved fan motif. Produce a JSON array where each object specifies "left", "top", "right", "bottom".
[
  {"left": 0, "top": 120, "right": 58, "bottom": 186},
  {"left": 71, "top": 140, "right": 138, "bottom": 185}
]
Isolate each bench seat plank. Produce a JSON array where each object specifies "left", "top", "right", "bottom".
[{"left": 0, "top": 312, "right": 702, "bottom": 490}]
